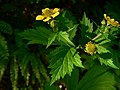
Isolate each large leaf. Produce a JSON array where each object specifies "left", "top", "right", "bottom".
[
  {"left": 63, "top": 67, "right": 79, "bottom": 90},
  {"left": 76, "top": 63, "right": 116, "bottom": 90},
  {"left": 57, "top": 31, "right": 75, "bottom": 47},
  {"left": 21, "top": 27, "right": 52, "bottom": 45},
  {"left": 49, "top": 46, "right": 84, "bottom": 85}
]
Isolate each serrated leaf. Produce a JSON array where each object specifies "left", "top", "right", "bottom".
[
  {"left": 57, "top": 31, "right": 75, "bottom": 47},
  {"left": 94, "top": 33, "right": 110, "bottom": 44},
  {"left": 80, "top": 13, "right": 93, "bottom": 33},
  {"left": 46, "top": 32, "right": 57, "bottom": 48},
  {"left": 21, "top": 27, "right": 52, "bottom": 45},
  {"left": 0, "top": 20, "right": 13, "bottom": 35},
  {"left": 77, "top": 63, "right": 116, "bottom": 90},
  {"left": 68, "top": 24, "right": 78, "bottom": 40},
  {"left": 98, "top": 57, "right": 119, "bottom": 69},
  {"left": 49, "top": 46, "right": 84, "bottom": 85},
  {"left": 96, "top": 45, "right": 110, "bottom": 54}
]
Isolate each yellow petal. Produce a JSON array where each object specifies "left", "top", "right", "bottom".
[
  {"left": 51, "top": 12, "right": 60, "bottom": 18},
  {"left": 43, "top": 17, "right": 51, "bottom": 22},
  {"left": 42, "top": 8, "right": 49, "bottom": 14},
  {"left": 110, "top": 19, "right": 115, "bottom": 22},
  {"left": 53, "top": 8, "right": 60, "bottom": 13},
  {"left": 104, "top": 14, "right": 107, "bottom": 19},
  {"left": 36, "top": 15, "right": 45, "bottom": 20}
]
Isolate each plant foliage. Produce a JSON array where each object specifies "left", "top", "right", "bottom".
[{"left": 0, "top": 0, "right": 120, "bottom": 90}]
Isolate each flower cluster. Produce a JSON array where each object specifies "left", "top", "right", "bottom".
[
  {"left": 85, "top": 41, "right": 96, "bottom": 55},
  {"left": 104, "top": 14, "right": 120, "bottom": 27},
  {"left": 36, "top": 8, "right": 60, "bottom": 22}
]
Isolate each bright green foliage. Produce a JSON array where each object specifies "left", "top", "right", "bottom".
[
  {"left": 77, "top": 63, "right": 116, "bottom": 90},
  {"left": 57, "top": 31, "right": 75, "bottom": 47},
  {"left": 0, "top": 1, "right": 120, "bottom": 89},
  {"left": 67, "top": 24, "right": 78, "bottom": 40},
  {"left": 49, "top": 46, "right": 84, "bottom": 85},
  {"left": 46, "top": 32, "right": 57, "bottom": 48},
  {"left": 0, "top": 20, "right": 13, "bottom": 35}
]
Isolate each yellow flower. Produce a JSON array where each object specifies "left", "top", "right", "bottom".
[
  {"left": 85, "top": 41, "right": 96, "bottom": 55},
  {"left": 36, "top": 8, "right": 60, "bottom": 22},
  {"left": 104, "top": 14, "right": 120, "bottom": 27}
]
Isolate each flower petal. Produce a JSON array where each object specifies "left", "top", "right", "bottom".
[
  {"left": 51, "top": 12, "right": 60, "bottom": 18},
  {"left": 43, "top": 17, "right": 51, "bottom": 22},
  {"left": 42, "top": 8, "right": 49, "bottom": 14},
  {"left": 53, "top": 8, "right": 60, "bottom": 13},
  {"left": 36, "top": 15, "right": 45, "bottom": 20}
]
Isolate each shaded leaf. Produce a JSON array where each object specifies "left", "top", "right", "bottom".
[
  {"left": 0, "top": 34, "right": 9, "bottom": 80},
  {"left": 0, "top": 20, "right": 13, "bottom": 35},
  {"left": 21, "top": 27, "right": 52, "bottom": 45},
  {"left": 77, "top": 63, "right": 116, "bottom": 90},
  {"left": 96, "top": 45, "right": 110, "bottom": 54},
  {"left": 10, "top": 55, "right": 19, "bottom": 90}
]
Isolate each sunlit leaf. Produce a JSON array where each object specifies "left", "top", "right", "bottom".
[
  {"left": 46, "top": 32, "right": 57, "bottom": 48},
  {"left": 49, "top": 46, "right": 84, "bottom": 85},
  {"left": 57, "top": 31, "right": 75, "bottom": 47}
]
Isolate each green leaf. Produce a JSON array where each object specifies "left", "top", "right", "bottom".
[
  {"left": 0, "top": 20, "right": 13, "bottom": 34},
  {"left": 96, "top": 45, "right": 110, "bottom": 54},
  {"left": 80, "top": 13, "right": 93, "bottom": 33},
  {"left": 49, "top": 46, "right": 84, "bottom": 85},
  {"left": 67, "top": 24, "right": 78, "bottom": 40},
  {"left": 45, "top": 82, "right": 60, "bottom": 90},
  {"left": 57, "top": 31, "right": 75, "bottom": 47},
  {"left": 10, "top": 55, "right": 19, "bottom": 90},
  {"left": 46, "top": 32, "right": 57, "bottom": 48},
  {"left": 63, "top": 67, "right": 79, "bottom": 90},
  {"left": 21, "top": 27, "right": 52, "bottom": 45},
  {"left": 77, "top": 63, "right": 116, "bottom": 90},
  {"left": 0, "top": 34, "right": 9, "bottom": 80},
  {"left": 98, "top": 57, "right": 119, "bottom": 69}
]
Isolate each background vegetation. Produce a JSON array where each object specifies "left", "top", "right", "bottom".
[{"left": 0, "top": 0, "right": 120, "bottom": 90}]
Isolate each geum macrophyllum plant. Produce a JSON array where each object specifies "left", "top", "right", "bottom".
[{"left": 34, "top": 8, "right": 120, "bottom": 86}]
